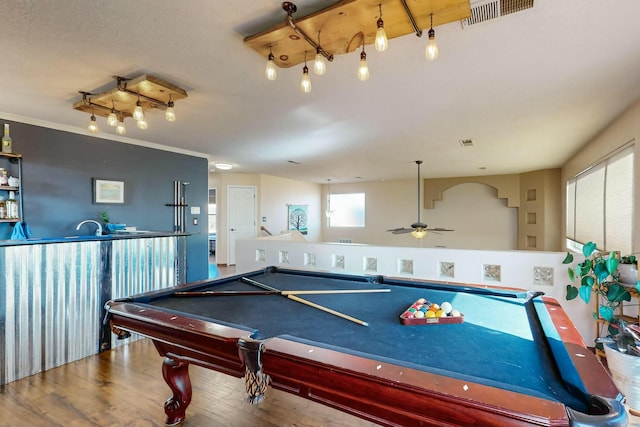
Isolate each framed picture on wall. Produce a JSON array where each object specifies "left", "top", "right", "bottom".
[
  {"left": 93, "top": 178, "right": 125, "bottom": 204},
  {"left": 288, "top": 204, "right": 308, "bottom": 235}
]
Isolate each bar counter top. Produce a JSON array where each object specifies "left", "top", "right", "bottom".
[{"left": 0, "top": 231, "right": 191, "bottom": 247}]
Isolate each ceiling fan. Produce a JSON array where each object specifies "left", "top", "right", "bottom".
[{"left": 386, "top": 160, "right": 454, "bottom": 239}]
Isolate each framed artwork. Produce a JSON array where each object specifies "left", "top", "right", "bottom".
[
  {"left": 93, "top": 178, "right": 125, "bottom": 204},
  {"left": 288, "top": 204, "right": 308, "bottom": 235}
]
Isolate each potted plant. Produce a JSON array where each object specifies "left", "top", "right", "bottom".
[
  {"left": 619, "top": 255, "right": 638, "bottom": 285},
  {"left": 563, "top": 241, "right": 640, "bottom": 415}
]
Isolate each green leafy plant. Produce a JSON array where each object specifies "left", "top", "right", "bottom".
[
  {"left": 98, "top": 209, "right": 110, "bottom": 224},
  {"left": 563, "top": 241, "right": 640, "bottom": 355}
]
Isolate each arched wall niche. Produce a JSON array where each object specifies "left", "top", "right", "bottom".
[
  {"left": 424, "top": 174, "right": 521, "bottom": 209},
  {"left": 423, "top": 169, "right": 562, "bottom": 251}
]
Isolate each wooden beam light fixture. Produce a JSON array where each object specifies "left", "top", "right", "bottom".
[
  {"left": 244, "top": 0, "right": 470, "bottom": 87},
  {"left": 73, "top": 74, "right": 188, "bottom": 135}
]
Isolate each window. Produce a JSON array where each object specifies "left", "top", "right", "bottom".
[
  {"left": 566, "top": 144, "right": 634, "bottom": 253},
  {"left": 208, "top": 189, "right": 217, "bottom": 234},
  {"left": 328, "top": 193, "right": 365, "bottom": 227}
]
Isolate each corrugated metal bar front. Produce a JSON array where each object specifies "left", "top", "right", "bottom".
[
  {"left": 0, "top": 242, "right": 101, "bottom": 385},
  {"left": 109, "top": 236, "right": 181, "bottom": 349}
]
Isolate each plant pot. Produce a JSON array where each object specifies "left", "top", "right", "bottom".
[
  {"left": 619, "top": 263, "right": 638, "bottom": 285},
  {"left": 604, "top": 343, "right": 640, "bottom": 416}
]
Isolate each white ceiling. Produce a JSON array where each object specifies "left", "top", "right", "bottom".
[{"left": 2, "top": 0, "right": 640, "bottom": 183}]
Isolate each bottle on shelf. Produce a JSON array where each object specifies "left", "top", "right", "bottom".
[
  {"left": 6, "top": 191, "right": 17, "bottom": 218},
  {"left": 0, "top": 198, "right": 6, "bottom": 219},
  {"left": 2, "top": 124, "right": 12, "bottom": 154},
  {"left": 0, "top": 168, "right": 7, "bottom": 185}
]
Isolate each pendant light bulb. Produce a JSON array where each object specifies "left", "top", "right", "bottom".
[
  {"left": 165, "top": 96, "right": 176, "bottom": 122},
  {"left": 265, "top": 48, "right": 277, "bottom": 80},
  {"left": 107, "top": 101, "right": 118, "bottom": 127},
  {"left": 88, "top": 114, "right": 99, "bottom": 134},
  {"left": 133, "top": 97, "right": 144, "bottom": 121},
  {"left": 313, "top": 32, "right": 326, "bottom": 75},
  {"left": 314, "top": 47, "right": 326, "bottom": 75},
  {"left": 301, "top": 65, "right": 312, "bottom": 93},
  {"left": 137, "top": 117, "right": 148, "bottom": 130},
  {"left": 116, "top": 119, "right": 126, "bottom": 135},
  {"left": 357, "top": 46, "right": 370, "bottom": 81},
  {"left": 300, "top": 52, "right": 312, "bottom": 93},
  {"left": 425, "top": 15, "right": 438, "bottom": 61},
  {"left": 375, "top": 4, "right": 388, "bottom": 52}
]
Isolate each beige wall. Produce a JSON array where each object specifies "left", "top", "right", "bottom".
[
  {"left": 320, "top": 179, "right": 520, "bottom": 249},
  {"left": 258, "top": 175, "right": 322, "bottom": 242},
  {"left": 561, "top": 97, "right": 640, "bottom": 253}
]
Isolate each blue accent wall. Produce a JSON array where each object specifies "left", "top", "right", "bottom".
[{"left": 0, "top": 119, "right": 208, "bottom": 282}]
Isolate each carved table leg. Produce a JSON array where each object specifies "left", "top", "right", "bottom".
[{"left": 161, "top": 356, "right": 192, "bottom": 426}]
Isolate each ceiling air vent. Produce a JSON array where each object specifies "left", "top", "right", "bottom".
[
  {"left": 459, "top": 139, "right": 474, "bottom": 147},
  {"left": 463, "top": 0, "right": 534, "bottom": 26}
]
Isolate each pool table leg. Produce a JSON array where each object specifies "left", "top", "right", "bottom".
[{"left": 161, "top": 356, "right": 192, "bottom": 427}]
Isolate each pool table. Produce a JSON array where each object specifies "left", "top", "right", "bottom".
[{"left": 105, "top": 267, "right": 627, "bottom": 427}]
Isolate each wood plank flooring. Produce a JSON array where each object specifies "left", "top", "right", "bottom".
[{"left": 0, "top": 339, "right": 380, "bottom": 427}]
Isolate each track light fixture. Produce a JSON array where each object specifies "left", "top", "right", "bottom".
[
  {"left": 375, "top": 4, "right": 388, "bottom": 52},
  {"left": 425, "top": 14, "right": 439, "bottom": 61},
  {"left": 73, "top": 74, "right": 187, "bottom": 135},
  {"left": 246, "top": 2, "right": 460, "bottom": 92}
]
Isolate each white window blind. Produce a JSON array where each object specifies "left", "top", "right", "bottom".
[{"left": 566, "top": 144, "right": 634, "bottom": 253}]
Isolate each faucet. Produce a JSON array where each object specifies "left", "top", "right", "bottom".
[{"left": 76, "top": 220, "right": 103, "bottom": 236}]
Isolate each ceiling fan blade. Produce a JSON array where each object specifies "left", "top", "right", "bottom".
[
  {"left": 427, "top": 228, "right": 454, "bottom": 232},
  {"left": 387, "top": 227, "right": 413, "bottom": 234}
]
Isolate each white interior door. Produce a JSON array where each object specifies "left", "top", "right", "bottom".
[{"left": 227, "top": 185, "right": 257, "bottom": 265}]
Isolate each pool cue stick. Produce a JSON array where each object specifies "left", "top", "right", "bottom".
[
  {"left": 174, "top": 290, "right": 279, "bottom": 296},
  {"left": 240, "top": 277, "right": 390, "bottom": 295},
  {"left": 286, "top": 294, "right": 369, "bottom": 327},
  {"left": 174, "top": 288, "right": 391, "bottom": 297},
  {"left": 241, "top": 277, "right": 371, "bottom": 326}
]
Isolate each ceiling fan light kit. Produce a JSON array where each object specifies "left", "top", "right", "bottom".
[
  {"left": 244, "top": 1, "right": 471, "bottom": 90},
  {"left": 387, "top": 160, "right": 453, "bottom": 239}
]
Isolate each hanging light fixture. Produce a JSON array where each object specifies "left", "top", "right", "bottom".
[
  {"left": 375, "top": 4, "right": 388, "bottom": 52},
  {"left": 132, "top": 96, "right": 144, "bottom": 121},
  {"left": 116, "top": 118, "right": 126, "bottom": 135},
  {"left": 75, "top": 75, "right": 187, "bottom": 134},
  {"left": 88, "top": 113, "right": 99, "bottom": 134},
  {"left": 425, "top": 14, "right": 438, "bottom": 61},
  {"left": 265, "top": 46, "right": 277, "bottom": 80},
  {"left": 106, "top": 101, "right": 118, "bottom": 127},
  {"left": 165, "top": 94, "right": 176, "bottom": 122},
  {"left": 314, "top": 31, "right": 326, "bottom": 75},
  {"left": 357, "top": 38, "right": 369, "bottom": 81},
  {"left": 300, "top": 51, "right": 312, "bottom": 93},
  {"left": 326, "top": 178, "right": 334, "bottom": 218}
]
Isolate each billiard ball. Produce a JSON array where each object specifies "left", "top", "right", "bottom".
[{"left": 440, "top": 302, "right": 452, "bottom": 314}]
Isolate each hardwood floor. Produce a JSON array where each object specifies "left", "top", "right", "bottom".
[{"left": 0, "top": 339, "right": 379, "bottom": 427}]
